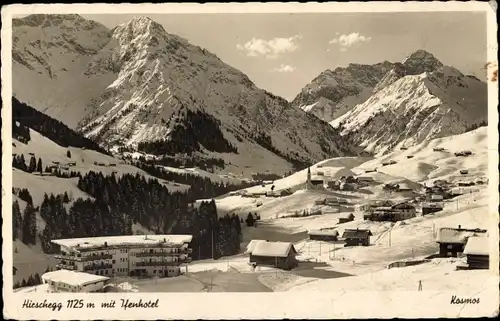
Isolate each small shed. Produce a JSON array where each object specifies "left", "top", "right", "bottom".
[
  {"left": 338, "top": 213, "right": 355, "bottom": 224},
  {"left": 463, "top": 236, "right": 489, "bottom": 269},
  {"left": 248, "top": 241, "right": 298, "bottom": 270},
  {"left": 308, "top": 229, "right": 339, "bottom": 242},
  {"left": 460, "top": 170, "right": 469, "bottom": 175},
  {"left": 342, "top": 229, "right": 372, "bottom": 246}
]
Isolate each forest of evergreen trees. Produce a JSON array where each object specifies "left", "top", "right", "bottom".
[
  {"left": 133, "top": 161, "right": 258, "bottom": 199},
  {"left": 12, "top": 171, "right": 243, "bottom": 259},
  {"left": 464, "top": 120, "right": 488, "bottom": 132},
  {"left": 12, "top": 97, "right": 109, "bottom": 155},
  {"left": 12, "top": 154, "right": 81, "bottom": 178},
  {"left": 137, "top": 109, "right": 238, "bottom": 155}
]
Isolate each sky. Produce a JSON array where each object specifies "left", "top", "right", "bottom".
[{"left": 77, "top": 12, "right": 488, "bottom": 101}]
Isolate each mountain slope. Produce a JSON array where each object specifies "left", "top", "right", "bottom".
[
  {"left": 13, "top": 15, "right": 359, "bottom": 172},
  {"left": 12, "top": 14, "right": 114, "bottom": 128},
  {"left": 332, "top": 50, "right": 487, "bottom": 155},
  {"left": 291, "top": 61, "right": 394, "bottom": 122}
]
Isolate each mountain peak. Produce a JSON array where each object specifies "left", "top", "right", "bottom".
[
  {"left": 114, "top": 16, "right": 166, "bottom": 38},
  {"left": 403, "top": 49, "right": 443, "bottom": 71}
]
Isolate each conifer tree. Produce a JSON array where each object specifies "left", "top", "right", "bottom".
[
  {"left": 12, "top": 200, "right": 22, "bottom": 240},
  {"left": 36, "top": 157, "right": 43, "bottom": 174},
  {"left": 28, "top": 156, "right": 37, "bottom": 173}
]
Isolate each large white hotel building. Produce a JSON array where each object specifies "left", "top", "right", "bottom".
[{"left": 52, "top": 235, "right": 193, "bottom": 278}]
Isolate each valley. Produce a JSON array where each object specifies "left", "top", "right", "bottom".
[{"left": 8, "top": 14, "right": 495, "bottom": 295}]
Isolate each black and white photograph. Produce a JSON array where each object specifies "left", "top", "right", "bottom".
[{"left": 2, "top": 2, "right": 498, "bottom": 320}]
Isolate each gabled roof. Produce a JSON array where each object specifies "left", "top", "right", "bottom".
[
  {"left": 342, "top": 229, "right": 372, "bottom": 238},
  {"left": 249, "top": 240, "right": 296, "bottom": 258},
  {"left": 463, "top": 236, "right": 489, "bottom": 256}
]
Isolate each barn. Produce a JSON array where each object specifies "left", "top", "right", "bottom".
[
  {"left": 247, "top": 240, "right": 298, "bottom": 270},
  {"left": 308, "top": 229, "right": 339, "bottom": 242}
]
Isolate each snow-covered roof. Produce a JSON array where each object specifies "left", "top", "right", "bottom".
[
  {"left": 52, "top": 235, "right": 193, "bottom": 250},
  {"left": 249, "top": 240, "right": 296, "bottom": 258},
  {"left": 339, "top": 213, "right": 355, "bottom": 219},
  {"left": 308, "top": 229, "right": 339, "bottom": 236},
  {"left": 342, "top": 229, "right": 372, "bottom": 238},
  {"left": 245, "top": 239, "right": 266, "bottom": 254},
  {"left": 464, "top": 236, "right": 489, "bottom": 256},
  {"left": 436, "top": 228, "right": 476, "bottom": 244},
  {"left": 42, "top": 270, "right": 110, "bottom": 287}
]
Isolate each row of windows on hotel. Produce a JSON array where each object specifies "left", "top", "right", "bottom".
[
  {"left": 83, "top": 256, "right": 181, "bottom": 267},
  {"left": 90, "top": 267, "right": 177, "bottom": 276},
  {"left": 65, "top": 247, "right": 185, "bottom": 257}
]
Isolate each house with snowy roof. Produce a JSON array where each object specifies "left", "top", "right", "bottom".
[
  {"left": 42, "top": 270, "right": 110, "bottom": 293},
  {"left": 422, "top": 202, "right": 443, "bottom": 215},
  {"left": 308, "top": 229, "right": 339, "bottom": 242},
  {"left": 247, "top": 240, "right": 298, "bottom": 270},
  {"left": 338, "top": 213, "right": 355, "bottom": 224},
  {"left": 463, "top": 236, "right": 489, "bottom": 269},
  {"left": 342, "top": 229, "right": 372, "bottom": 246},
  {"left": 436, "top": 226, "right": 487, "bottom": 257}
]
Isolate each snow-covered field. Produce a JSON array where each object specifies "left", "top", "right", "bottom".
[{"left": 201, "top": 127, "right": 495, "bottom": 291}]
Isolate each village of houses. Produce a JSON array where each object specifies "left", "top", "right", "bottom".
[{"left": 18, "top": 140, "right": 495, "bottom": 294}]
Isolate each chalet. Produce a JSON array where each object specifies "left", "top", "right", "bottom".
[
  {"left": 463, "top": 236, "right": 489, "bottom": 269},
  {"left": 342, "top": 229, "right": 372, "bottom": 247},
  {"left": 338, "top": 213, "right": 355, "bottom": 224},
  {"left": 247, "top": 240, "right": 298, "bottom": 270},
  {"left": 436, "top": 226, "right": 487, "bottom": 257},
  {"left": 400, "top": 146, "right": 408, "bottom": 150},
  {"left": 422, "top": 202, "right": 443, "bottom": 215},
  {"left": 366, "top": 202, "right": 416, "bottom": 222},
  {"left": 308, "top": 229, "right": 339, "bottom": 242},
  {"left": 433, "top": 147, "right": 445, "bottom": 152},
  {"left": 357, "top": 200, "right": 394, "bottom": 212},
  {"left": 460, "top": 170, "right": 469, "bottom": 175}
]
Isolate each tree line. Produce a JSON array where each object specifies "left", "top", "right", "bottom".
[
  {"left": 137, "top": 109, "right": 238, "bottom": 155},
  {"left": 12, "top": 97, "right": 110, "bottom": 155},
  {"left": 16, "top": 171, "right": 244, "bottom": 259}
]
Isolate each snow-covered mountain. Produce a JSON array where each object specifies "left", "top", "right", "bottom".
[
  {"left": 291, "top": 61, "right": 395, "bottom": 122},
  {"left": 332, "top": 50, "right": 488, "bottom": 155},
  {"left": 12, "top": 15, "right": 359, "bottom": 172}
]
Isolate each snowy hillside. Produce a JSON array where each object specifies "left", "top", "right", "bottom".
[
  {"left": 13, "top": 15, "right": 358, "bottom": 172},
  {"left": 198, "top": 127, "right": 492, "bottom": 293},
  {"left": 331, "top": 50, "right": 487, "bottom": 155},
  {"left": 292, "top": 61, "right": 394, "bottom": 123}
]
